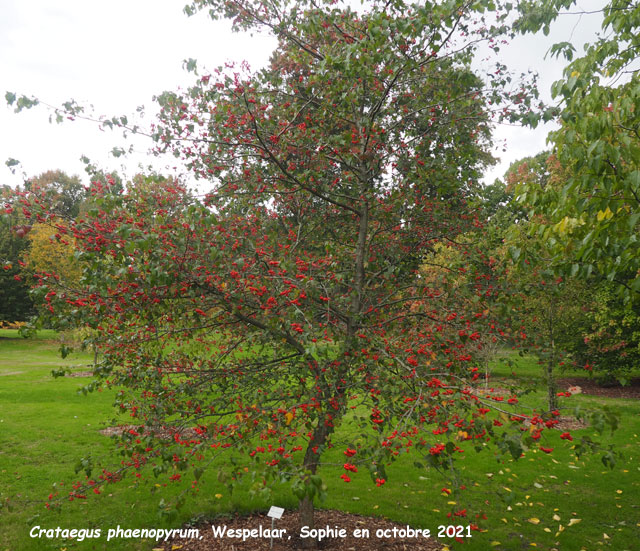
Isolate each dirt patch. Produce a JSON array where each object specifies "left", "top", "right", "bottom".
[
  {"left": 557, "top": 377, "right": 640, "bottom": 400},
  {"left": 554, "top": 416, "right": 587, "bottom": 431},
  {"left": 473, "top": 386, "right": 514, "bottom": 397},
  {"left": 0, "top": 371, "right": 23, "bottom": 376},
  {"left": 161, "top": 510, "right": 444, "bottom": 551},
  {"left": 67, "top": 370, "right": 94, "bottom": 378},
  {"left": 99, "top": 424, "right": 201, "bottom": 440}
]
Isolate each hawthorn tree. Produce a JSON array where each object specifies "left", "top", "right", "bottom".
[{"left": 6, "top": 0, "right": 582, "bottom": 538}]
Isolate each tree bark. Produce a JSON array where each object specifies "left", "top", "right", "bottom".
[
  {"left": 298, "top": 494, "right": 315, "bottom": 546},
  {"left": 546, "top": 302, "right": 558, "bottom": 411},
  {"left": 298, "top": 419, "right": 333, "bottom": 549}
]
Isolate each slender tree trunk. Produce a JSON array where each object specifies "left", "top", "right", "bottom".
[
  {"left": 298, "top": 420, "right": 333, "bottom": 549},
  {"left": 546, "top": 357, "right": 558, "bottom": 412},
  {"left": 546, "top": 302, "right": 558, "bottom": 411},
  {"left": 485, "top": 356, "right": 490, "bottom": 389}
]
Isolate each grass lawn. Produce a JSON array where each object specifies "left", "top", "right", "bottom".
[{"left": 1, "top": 330, "right": 639, "bottom": 550}]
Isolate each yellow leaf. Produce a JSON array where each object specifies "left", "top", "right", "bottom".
[
  {"left": 553, "top": 514, "right": 561, "bottom": 521},
  {"left": 215, "top": 493, "right": 223, "bottom": 499},
  {"left": 597, "top": 207, "right": 613, "bottom": 221},
  {"left": 503, "top": 487, "right": 511, "bottom": 492},
  {"left": 544, "top": 528, "right": 551, "bottom": 533},
  {"left": 571, "top": 71, "right": 580, "bottom": 77},
  {"left": 490, "top": 542, "right": 501, "bottom": 547},
  {"left": 616, "top": 489, "right": 622, "bottom": 494},
  {"left": 603, "top": 533, "right": 610, "bottom": 539},
  {"left": 568, "top": 518, "right": 582, "bottom": 526},
  {"left": 557, "top": 216, "right": 569, "bottom": 233},
  {"left": 528, "top": 518, "right": 540, "bottom": 525},
  {"left": 447, "top": 501, "right": 457, "bottom": 505},
  {"left": 172, "top": 546, "right": 184, "bottom": 550},
  {"left": 285, "top": 412, "right": 294, "bottom": 425}
]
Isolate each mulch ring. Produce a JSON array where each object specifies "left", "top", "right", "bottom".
[
  {"left": 557, "top": 377, "right": 640, "bottom": 400},
  {"left": 161, "top": 510, "right": 443, "bottom": 551}
]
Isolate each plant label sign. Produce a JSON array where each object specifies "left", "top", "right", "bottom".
[{"left": 267, "top": 506, "right": 284, "bottom": 520}]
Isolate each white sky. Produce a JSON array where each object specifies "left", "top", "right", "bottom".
[{"left": 0, "top": 0, "right": 604, "bottom": 189}]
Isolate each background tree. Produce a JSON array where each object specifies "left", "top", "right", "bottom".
[
  {"left": 25, "top": 170, "right": 86, "bottom": 219},
  {"left": 24, "top": 223, "right": 81, "bottom": 285},
  {"left": 0, "top": 184, "right": 35, "bottom": 323},
  {"left": 579, "top": 283, "right": 640, "bottom": 386},
  {"left": 0, "top": 199, "right": 33, "bottom": 323},
  {"left": 509, "top": 148, "right": 640, "bottom": 386}
]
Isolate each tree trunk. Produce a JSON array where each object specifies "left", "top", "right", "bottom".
[
  {"left": 298, "top": 495, "right": 315, "bottom": 546},
  {"left": 546, "top": 302, "right": 558, "bottom": 411},
  {"left": 297, "top": 419, "right": 333, "bottom": 549},
  {"left": 546, "top": 357, "right": 558, "bottom": 412}
]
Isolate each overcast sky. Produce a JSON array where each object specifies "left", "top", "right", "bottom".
[{"left": 0, "top": 0, "right": 604, "bottom": 189}]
